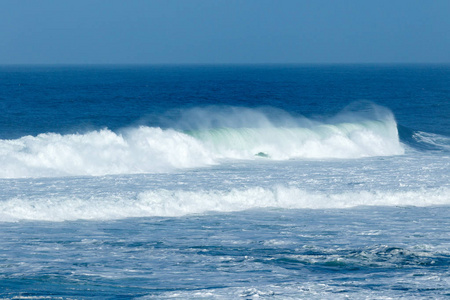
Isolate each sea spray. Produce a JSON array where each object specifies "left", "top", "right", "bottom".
[
  {"left": 187, "top": 119, "right": 402, "bottom": 159},
  {"left": 0, "top": 106, "right": 404, "bottom": 178},
  {"left": 0, "top": 127, "right": 214, "bottom": 178}
]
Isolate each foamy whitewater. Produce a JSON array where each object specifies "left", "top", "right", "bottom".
[
  {"left": 0, "top": 106, "right": 403, "bottom": 178},
  {"left": 0, "top": 65, "right": 449, "bottom": 298}
]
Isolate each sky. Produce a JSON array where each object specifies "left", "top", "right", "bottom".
[{"left": 1, "top": 0, "right": 449, "bottom": 64}]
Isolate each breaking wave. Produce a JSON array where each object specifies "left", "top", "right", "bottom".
[
  {"left": 1, "top": 186, "right": 448, "bottom": 222},
  {"left": 398, "top": 124, "right": 450, "bottom": 152},
  {"left": 0, "top": 105, "right": 404, "bottom": 178}
]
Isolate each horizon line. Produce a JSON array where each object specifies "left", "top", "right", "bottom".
[{"left": 1, "top": 62, "right": 450, "bottom": 67}]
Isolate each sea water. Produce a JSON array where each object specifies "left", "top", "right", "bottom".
[{"left": 0, "top": 65, "right": 449, "bottom": 299}]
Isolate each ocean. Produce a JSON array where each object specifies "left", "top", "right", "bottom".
[{"left": 0, "top": 64, "right": 449, "bottom": 299}]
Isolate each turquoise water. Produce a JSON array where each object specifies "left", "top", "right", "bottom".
[{"left": 0, "top": 65, "right": 449, "bottom": 298}]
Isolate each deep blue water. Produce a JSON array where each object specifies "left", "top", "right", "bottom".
[
  {"left": 0, "top": 65, "right": 449, "bottom": 298},
  {"left": 1, "top": 64, "right": 449, "bottom": 139}
]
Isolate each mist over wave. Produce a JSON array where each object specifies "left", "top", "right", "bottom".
[
  {"left": 1, "top": 186, "right": 448, "bottom": 222},
  {"left": 0, "top": 104, "right": 404, "bottom": 178},
  {"left": 412, "top": 131, "right": 450, "bottom": 152}
]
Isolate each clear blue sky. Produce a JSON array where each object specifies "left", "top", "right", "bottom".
[{"left": 1, "top": 0, "right": 449, "bottom": 64}]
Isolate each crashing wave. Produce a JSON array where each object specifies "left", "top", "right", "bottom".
[
  {"left": 0, "top": 106, "right": 404, "bottom": 178},
  {"left": 1, "top": 186, "right": 448, "bottom": 221}
]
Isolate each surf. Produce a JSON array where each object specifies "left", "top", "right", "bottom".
[
  {"left": 186, "top": 118, "right": 402, "bottom": 160},
  {"left": 0, "top": 105, "right": 405, "bottom": 178},
  {"left": 1, "top": 186, "right": 448, "bottom": 222}
]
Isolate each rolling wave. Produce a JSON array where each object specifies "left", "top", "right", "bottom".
[
  {"left": 412, "top": 131, "right": 450, "bottom": 152},
  {"left": 0, "top": 106, "right": 404, "bottom": 178},
  {"left": 398, "top": 125, "right": 450, "bottom": 152},
  {"left": 187, "top": 119, "right": 402, "bottom": 160},
  {"left": 0, "top": 127, "right": 214, "bottom": 178},
  {"left": 1, "top": 186, "right": 448, "bottom": 221}
]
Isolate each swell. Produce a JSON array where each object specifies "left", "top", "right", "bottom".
[
  {"left": 398, "top": 125, "right": 450, "bottom": 152},
  {"left": 186, "top": 118, "right": 403, "bottom": 160},
  {"left": 1, "top": 186, "right": 448, "bottom": 221},
  {"left": 0, "top": 106, "right": 404, "bottom": 178}
]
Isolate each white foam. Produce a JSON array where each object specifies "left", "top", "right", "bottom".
[
  {"left": 0, "top": 113, "right": 404, "bottom": 178},
  {"left": 413, "top": 131, "right": 450, "bottom": 151},
  {"left": 0, "top": 127, "right": 215, "bottom": 178},
  {"left": 189, "top": 118, "right": 403, "bottom": 160},
  {"left": 1, "top": 186, "right": 448, "bottom": 222}
]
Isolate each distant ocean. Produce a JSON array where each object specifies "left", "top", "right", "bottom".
[{"left": 0, "top": 65, "right": 449, "bottom": 299}]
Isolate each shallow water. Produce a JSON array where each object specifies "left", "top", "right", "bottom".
[{"left": 1, "top": 207, "right": 450, "bottom": 299}]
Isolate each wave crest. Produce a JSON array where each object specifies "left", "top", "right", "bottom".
[
  {"left": 0, "top": 128, "right": 214, "bottom": 178},
  {"left": 188, "top": 118, "right": 402, "bottom": 160},
  {"left": 0, "top": 106, "right": 404, "bottom": 178},
  {"left": 1, "top": 186, "right": 448, "bottom": 221}
]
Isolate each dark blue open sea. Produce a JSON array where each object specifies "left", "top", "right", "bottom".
[{"left": 0, "top": 65, "right": 449, "bottom": 299}]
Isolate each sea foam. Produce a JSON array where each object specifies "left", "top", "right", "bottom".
[
  {"left": 0, "top": 106, "right": 404, "bottom": 178},
  {"left": 1, "top": 186, "right": 448, "bottom": 221}
]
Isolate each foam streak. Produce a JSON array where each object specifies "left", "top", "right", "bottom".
[{"left": 1, "top": 186, "right": 448, "bottom": 221}]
